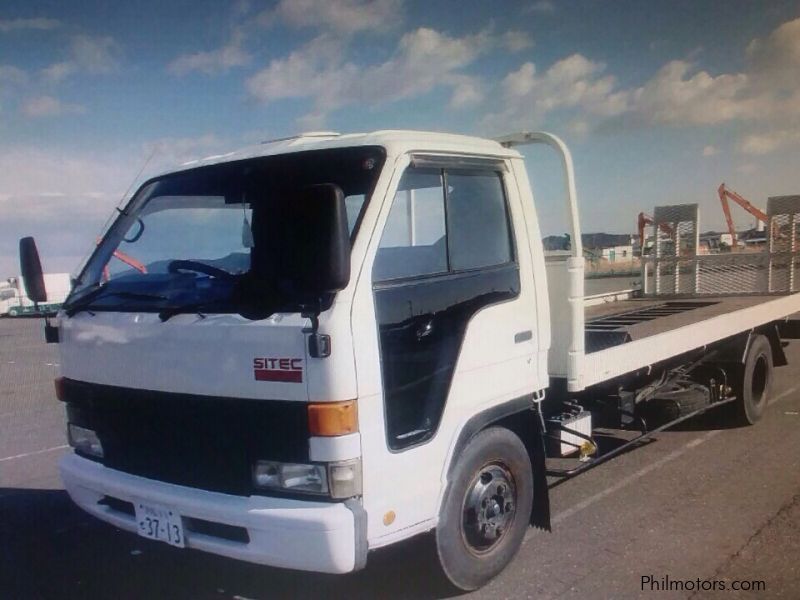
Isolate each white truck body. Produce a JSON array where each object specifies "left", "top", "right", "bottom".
[{"left": 42, "top": 130, "right": 800, "bottom": 585}]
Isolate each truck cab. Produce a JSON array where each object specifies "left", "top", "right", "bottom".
[{"left": 51, "top": 130, "right": 553, "bottom": 583}]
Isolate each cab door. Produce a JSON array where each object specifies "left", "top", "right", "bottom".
[{"left": 352, "top": 155, "right": 541, "bottom": 545}]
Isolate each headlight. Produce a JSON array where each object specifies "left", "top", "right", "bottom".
[
  {"left": 252, "top": 458, "right": 362, "bottom": 499},
  {"left": 68, "top": 424, "right": 104, "bottom": 458},
  {"left": 253, "top": 461, "right": 328, "bottom": 495}
]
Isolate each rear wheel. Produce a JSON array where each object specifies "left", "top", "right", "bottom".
[
  {"left": 8, "top": 307, "right": 18, "bottom": 317},
  {"left": 436, "top": 427, "right": 533, "bottom": 591},
  {"left": 733, "top": 334, "right": 773, "bottom": 425}
]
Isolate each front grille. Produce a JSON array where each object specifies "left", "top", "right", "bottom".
[{"left": 63, "top": 379, "right": 309, "bottom": 496}]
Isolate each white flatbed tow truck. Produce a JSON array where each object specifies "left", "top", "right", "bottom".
[{"left": 18, "top": 130, "right": 800, "bottom": 590}]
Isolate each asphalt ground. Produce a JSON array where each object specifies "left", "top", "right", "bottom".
[{"left": 1, "top": 317, "right": 798, "bottom": 599}]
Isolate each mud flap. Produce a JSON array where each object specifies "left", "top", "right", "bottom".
[{"left": 530, "top": 412, "right": 551, "bottom": 532}]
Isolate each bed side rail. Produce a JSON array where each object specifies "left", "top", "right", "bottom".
[{"left": 642, "top": 195, "right": 800, "bottom": 296}]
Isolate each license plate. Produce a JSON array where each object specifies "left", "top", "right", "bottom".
[{"left": 134, "top": 501, "right": 185, "bottom": 548}]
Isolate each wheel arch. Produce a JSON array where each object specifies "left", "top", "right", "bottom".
[
  {"left": 444, "top": 394, "right": 551, "bottom": 531},
  {"left": 708, "top": 324, "right": 787, "bottom": 369}
]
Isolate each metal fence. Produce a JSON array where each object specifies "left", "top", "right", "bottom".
[{"left": 642, "top": 196, "right": 800, "bottom": 296}]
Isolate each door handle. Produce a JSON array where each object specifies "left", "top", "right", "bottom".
[
  {"left": 514, "top": 330, "right": 532, "bottom": 343},
  {"left": 416, "top": 318, "right": 434, "bottom": 340}
]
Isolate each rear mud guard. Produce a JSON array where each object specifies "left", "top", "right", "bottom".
[{"left": 530, "top": 409, "right": 551, "bottom": 532}]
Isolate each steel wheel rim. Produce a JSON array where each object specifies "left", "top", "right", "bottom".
[{"left": 461, "top": 462, "right": 517, "bottom": 554}]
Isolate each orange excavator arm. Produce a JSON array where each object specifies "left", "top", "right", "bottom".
[
  {"left": 112, "top": 249, "right": 147, "bottom": 273},
  {"left": 638, "top": 212, "right": 674, "bottom": 248},
  {"left": 717, "top": 183, "right": 768, "bottom": 247},
  {"left": 98, "top": 238, "right": 147, "bottom": 281}
]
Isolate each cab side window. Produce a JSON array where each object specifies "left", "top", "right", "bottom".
[
  {"left": 372, "top": 164, "right": 518, "bottom": 450},
  {"left": 446, "top": 171, "right": 512, "bottom": 271},
  {"left": 373, "top": 169, "right": 447, "bottom": 281}
]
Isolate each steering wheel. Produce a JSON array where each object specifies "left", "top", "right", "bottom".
[{"left": 167, "top": 260, "right": 235, "bottom": 280}]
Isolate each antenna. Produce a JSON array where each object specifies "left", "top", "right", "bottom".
[
  {"left": 73, "top": 146, "right": 158, "bottom": 286},
  {"left": 118, "top": 146, "right": 158, "bottom": 208}
]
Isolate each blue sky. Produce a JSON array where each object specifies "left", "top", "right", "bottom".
[{"left": 1, "top": 0, "right": 799, "bottom": 276}]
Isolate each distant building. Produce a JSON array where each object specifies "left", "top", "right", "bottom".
[
  {"left": 599, "top": 244, "right": 633, "bottom": 263},
  {"left": 543, "top": 233, "right": 636, "bottom": 263}
]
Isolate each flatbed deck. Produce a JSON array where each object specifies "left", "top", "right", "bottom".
[
  {"left": 574, "top": 292, "right": 800, "bottom": 389},
  {"left": 585, "top": 296, "right": 775, "bottom": 351}
]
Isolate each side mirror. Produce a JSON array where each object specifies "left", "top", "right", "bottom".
[
  {"left": 19, "top": 237, "right": 47, "bottom": 303},
  {"left": 285, "top": 184, "right": 351, "bottom": 294}
]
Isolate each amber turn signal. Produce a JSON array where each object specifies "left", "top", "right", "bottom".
[{"left": 308, "top": 400, "right": 357, "bottom": 436}]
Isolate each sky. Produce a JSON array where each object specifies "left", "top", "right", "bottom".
[{"left": 1, "top": 0, "right": 800, "bottom": 277}]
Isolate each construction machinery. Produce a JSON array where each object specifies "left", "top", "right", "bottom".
[
  {"left": 718, "top": 183, "right": 768, "bottom": 248},
  {"left": 637, "top": 212, "right": 674, "bottom": 252}
]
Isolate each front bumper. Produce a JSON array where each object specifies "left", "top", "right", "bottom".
[{"left": 60, "top": 452, "right": 361, "bottom": 574}]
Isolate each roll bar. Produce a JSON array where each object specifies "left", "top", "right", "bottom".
[
  {"left": 495, "top": 131, "right": 583, "bottom": 257},
  {"left": 495, "top": 131, "right": 586, "bottom": 392}
]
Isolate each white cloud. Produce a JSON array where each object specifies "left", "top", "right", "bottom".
[
  {"left": 71, "top": 34, "right": 120, "bottom": 73},
  {"left": 245, "top": 34, "right": 347, "bottom": 105},
  {"left": 746, "top": 17, "right": 800, "bottom": 89},
  {"left": 630, "top": 61, "right": 756, "bottom": 125},
  {"left": 259, "top": 0, "right": 404, "bottom": 35},
  {"left": 501, "top": 30, "right": 534, "bottom": 53},
  {"left": 295, "top": 111, "right": 328, "bottom": 131},
  {"left": 737, "top": 163, "right": 757, "bottom": 175},
  {"left": 0, "top": 18, "right": 60, "bottom": 33},
  {"left": 20, "top": 95, "right": 84, "bottom": 118},
  {"left": 41, "top": 35, "right": 120, "bottom": 83},
  {"left": 485, "top": 17, "right": 800, "bottom": 151},
  {"left": 0, "top": 65, "right": 27, "bottom": 86},
  {"left": 525, "top": 1, "right": 555, "bottom": 14},
  {"left": 168, "top": 32, "right": 251, "bottom": 75},
  {"left": 449, "top": 77, "right": 484, "bottom": 109},
  {"left": 483, "top": 54, "right": 630, "bottom": 132},
  {"left": 738, "top": 129, "right": 800, "bottom": 156},
  {"left": 702, "top": 145, "right": 718, "bottom": 157},
  {"left": 624, "top": 18, "right": 800, "bottom": 149},
  {"left": 40, "top": 62, "right": 74, "bottom": 84},
  {"left": 246, "top": 27, "right": 493, "bottom": 123}
]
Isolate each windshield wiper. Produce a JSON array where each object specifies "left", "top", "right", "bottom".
[
  {"left": 65, "top": 290, "right": 168, "bottom": 316},
  {"left": 158, "top": 299, "right": 226, "bottom": 322}
]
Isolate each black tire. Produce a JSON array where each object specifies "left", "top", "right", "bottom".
[
  {"left": 733, "top": 334, "right": 773, "bottom": 425},
  {"left": 436, "top": 427, "right": 533, "bottom": 591}
]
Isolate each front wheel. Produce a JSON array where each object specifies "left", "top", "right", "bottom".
[{"left": 436, "top": 427, "right": 533, "bottom": 591}]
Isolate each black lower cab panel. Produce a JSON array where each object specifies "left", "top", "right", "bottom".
[{"left": 62, "top": 378, "right": 309, "bottom": 496}]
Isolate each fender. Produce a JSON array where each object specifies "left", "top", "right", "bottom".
[
  {"left": 708, "top": 325, "right": 787, "bottom": 368},
  {"left": 763, "top": 324, "right": 789, "bottom": 367},
  {"left": 445, "top": 394, "right": 551, "bottom": 531}
]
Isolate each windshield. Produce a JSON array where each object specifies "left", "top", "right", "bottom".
[{"left": 67, "top": 146, "right": 385, "bottom": 318}]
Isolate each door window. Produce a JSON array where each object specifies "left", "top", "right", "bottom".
[
  {"left": 372, "top": 164, "right": 518, "bottom": 450},
  {"left": 373, "top": 169, "right": 447, "bottom": 281},
  {"left": 445, "top": 171, "right": 512, "bottom": 271}
]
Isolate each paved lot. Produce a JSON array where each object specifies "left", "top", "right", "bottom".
[{"left": 1, "top": 317, "right": 799, "bottom": 599}]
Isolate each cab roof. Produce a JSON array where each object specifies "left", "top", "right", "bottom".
[{"left": 167, "top": 130, "right": 521, "bottom": 176}]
